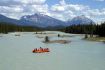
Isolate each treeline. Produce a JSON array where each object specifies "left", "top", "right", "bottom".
[
  {"left": 0, "top": 22, "right": 42, "bottom": 34},
  {"left": 63, "top": 22, "right": 105, "bottom": 37}
]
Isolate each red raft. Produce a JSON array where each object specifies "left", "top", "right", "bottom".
[{"left": 32, "top": 47, "right": 50, "bottom": 53}]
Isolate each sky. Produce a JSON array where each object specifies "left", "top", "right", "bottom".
[{"left": 0, "top": 0, "right": 105, "bottom": 23}]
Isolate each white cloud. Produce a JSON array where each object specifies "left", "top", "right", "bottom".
[
  {"left": 50, "top": 0, "right": 105, "bottom": 23},
  {"left": 0, "top": 6, "right": 23, "bottom": 13},
  {"left": 94, "top": 0, "right": 105, "bottom": 1},
  {"left": 0, "top": 0, "right": 105, "bottom": 23},
  {"left": 0, "top": 0, "right": 46, "bottom": 6},
  {"left": 50, "top": 0, "right": 89, "bottom": 21},
  {"left": 59, "top": 0, "right": 66, "bottom": 5},
  {"left": 51, "top": 5, "right": 65, "bottom": 12},
  {"left": 0, "top": 0, "right": 48, "bottom": 19}
]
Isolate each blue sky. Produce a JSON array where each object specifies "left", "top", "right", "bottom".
[
  {"left": 0, "top": 0, "right": 105, "bottom": 23},
  {"left": 67, "top": 0, "right": 105, "bottom": 9},
  {"left": 47, "top": 0, "right": 105, "bottom": 9}
]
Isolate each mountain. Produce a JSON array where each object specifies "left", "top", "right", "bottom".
[
  {"left": 0, "top": 14, "right": 38, "bottom": 26},
  {"left": 0, "top": 14, "right": 95, "bottom": 29},
  {"left": 67, "top": 15, "right": 95, "bottom": 25},
  {"left": 0, "top": 14, "right": 19, "bottom": 25},
  {"left": 0, "top": 13, "right": 67, "bottom": 28},
  {"left": 20, "top": 13, "right": 66, "bottom": 27}
]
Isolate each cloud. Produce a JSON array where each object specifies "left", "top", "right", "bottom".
[
  {"left": 50, "top": 0, "right": 89, "bottom": 21},
  {"left": 59, "top": 0, "right": 66, "bottom": 5},
  {"left": 51, "top": 0, "right": 88, "bottom": 12},
  {"left": 50, "top": 0, "right": 105, "bottom": 22},
  {"left": 0, "top": 0, "right": 48, "bottom": 19},
  {"left": 0, "top": 0, "right": 105, "bottom": 23},
  {"left": 0, "top": 0, "right": 46, "bottom": 6},
  {"left": 94, "top": 0, "right": 105, "bottom": 1},
  {"left": 0, "top": 6, "right": 23, "bottom": 13}
]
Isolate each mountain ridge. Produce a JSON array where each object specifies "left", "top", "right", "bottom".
[
  {"left": 67, "top": 15, "right": 95, "bottom": 25},
  {"left": 20, "top": 13, "right": 67, "bottom": 27},
  {"left": 0, "top": 14, "right": 95, "bottom": 29}
]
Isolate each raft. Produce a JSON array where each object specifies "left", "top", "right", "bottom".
[{"left": 32, "top": 47, "right": 50, "bottom": 53}]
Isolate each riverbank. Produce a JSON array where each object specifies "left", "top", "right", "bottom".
[
  {"left": 43, "top": 40, "right": 71, "bottom": 44},
  {"left": 85, "top": 37, "right": 105, "bottom": 43}
]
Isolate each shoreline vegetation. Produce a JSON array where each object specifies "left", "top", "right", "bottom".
[
  {"left": 82, "top": 34, "right": 105, "bottom": 43},
  {"left": 84, "top": 36, "right": 105, "bottom": 42},
  {"left": 63, "top": 22, "right": 105, "bottom": 43},
  {"left": 43, "top": 40, "right": 71, "bottom": 44},
  {"left": 0, "top": 22, "right": 43, "bottom": 34},
  {"left": 43, "top": 35, "right": 71, "bottom": 44},
  {"left": 0, "top": 22, "right": 105, "bottom": 44},
  {"left": 63, "top": 22, "right": 105, "bottom": 37}
]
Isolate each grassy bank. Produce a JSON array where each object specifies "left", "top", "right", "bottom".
[{"left": 85, "top": 37, "right": 105, "bottom": 42}]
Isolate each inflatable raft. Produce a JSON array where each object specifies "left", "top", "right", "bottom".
[{"left": 32, "top": 47, "right": 50, "bottom": 53}]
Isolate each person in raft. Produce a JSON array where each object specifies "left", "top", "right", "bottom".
[{"left": 32, "top": 47, "right": 50, "bottom": 53}]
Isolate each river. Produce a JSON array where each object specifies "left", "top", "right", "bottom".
[{"left": 0, "top": 31, "right": 105, "bottom": 70}]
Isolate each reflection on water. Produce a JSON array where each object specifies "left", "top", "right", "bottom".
[{"left": 0, "top": 31, "right": 105, "bottom": 70}]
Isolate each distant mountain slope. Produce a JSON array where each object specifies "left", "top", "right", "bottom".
[
  {"left": 0, "top": 14, "right": 36, "bottom": 26},
  {"left": 67, "top": 15, "right": 95, "bottom": 25},
  {"left": 0, "top": 14, "right": 95, "bottom": 29},
  {"left": 0, "top": 14, "right": 67, "bottom": 28},
  {"left": 0, "top": 14, "right": 19, "bottom": 25},
  {"left": 20, "top": 13, "right": 66, "bottom": 27}
]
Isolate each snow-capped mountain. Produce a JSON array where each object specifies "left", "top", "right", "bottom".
[
  {"left": 67, "top": 15, "right": 95, "bottom": 25},
  {"left": 0, "top": 14, "right": 95, "bottom": 29},
  {"left": 0, "top": 13, "right": 67, "bottom": 28},
  {"left": 20, "top": 13, "right": 66, "bottom": 27}
]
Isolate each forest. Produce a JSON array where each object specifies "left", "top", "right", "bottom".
[
  {"left": 64, "top": 22, "right": 105, "bottom": 37},
  {"left": 0, "top": 22, "right": 42, "bottom": 34},
  {"left": 0, "top": 22, "right": 105, "bottom": 37}
]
